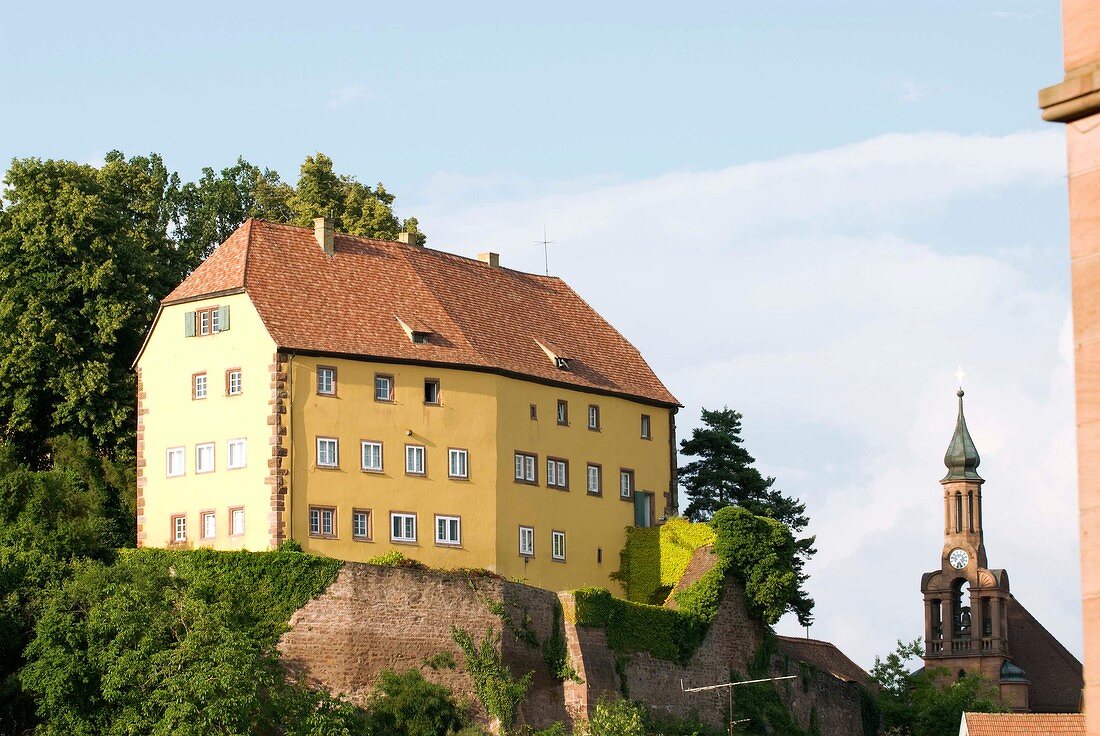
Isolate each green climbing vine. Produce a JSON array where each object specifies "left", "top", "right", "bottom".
[{"left": 451, "top": 626, "right": 532, "bottom": 735}]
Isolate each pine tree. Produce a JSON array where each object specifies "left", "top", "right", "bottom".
[{"left": 680, "top": 407, "right": 816, "bottom": 622}]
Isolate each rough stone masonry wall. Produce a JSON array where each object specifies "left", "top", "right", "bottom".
[{"left": 279, "top": 562, "right": 872, "bottom": 734}]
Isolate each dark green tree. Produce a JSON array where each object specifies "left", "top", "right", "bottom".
[
  {"left": 679, "top": 408, "right": 815, "bottom": 613},
  {"left": 0, "top": 153, "right": 184, "bottom": 463},
  {"left": 869, "top": 639, "right": 1004, "bottom": 736},
  {"left": 362, "top": 669, "right": 468, "bottom": 736}
]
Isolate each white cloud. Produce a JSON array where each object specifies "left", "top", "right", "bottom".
[
  {"left": 415, "top": 128, "right": 1077, "bottom": 668},
  {"left": 327, "top": 84, "right": 371, "bottom": 109}
]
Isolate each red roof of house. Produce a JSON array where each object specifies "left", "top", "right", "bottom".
[
  {"left": 775, "top": 636, "right": 872, "bottom": 687},
  {"left": 162, "top": 219, "right": 679, "bottom": 406},
  {"left": 962, "top": 712, "right": 1083, "bottom": 736}
]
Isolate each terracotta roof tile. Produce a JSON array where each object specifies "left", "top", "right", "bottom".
[
  {"left": 162, "top": 220, "right": 679, "bottom": 406},
  {"left": 776, "top": 636, "right": 871, "bottom": 687},
  {"left": 962, "top": 712, "right": 1083, "bottom": 736},
  {"left": 1006, "top": 597, "right": 1084, "bottom": 712}
]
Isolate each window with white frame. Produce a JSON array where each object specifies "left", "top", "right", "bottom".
[
  {"left": 199, "top": 309, "right": 210, "bottom": 336},
  {"left": 195, "top": 443, "right": 214, "bottom": 474},
  {"left": 193, "top": 373, "right": 208, "bottom": 400},
  {"left": 588, "top": 405, "right": 600, "bottom": 430},
  {"left": 514, "top": 452, "right": 537, "bottom": 484},
  {"left": 641, "top": 414, "right": 652, "bottom": 439},
  {"left": 172, "top": 515, "right": 187, "bottom": 542},
  {"left": 391, "top": 512, "right": 417, "bottom": 542},
  {"left": 308, "top": 506, "right": 335, "bottom": 537},
  {"left": 353, "top": 509, "right": 371, "bottom": 539},
  {"left": 317, "top": 366, "right": 336, "bottom": 395},
  {"left": 405, "top": 444, "right": 426, "bottom": 475},
  {"left": 210, "top": 306, "right": 221, "bottom": 333},
  {"left": 317, "top": 437, "right": 339, "bottom": 468},
  {"left": 519, "top": 526, "right": 534, "bottom": 557},
  {"left": 620, "top": 469, "right": 634, "bottom": 499},
  {"left": 166, "top": 447, "right": 185, "bottom": 477},
  {"left": 435, "top": 515, "right": 461, "bottom": 545},
  {"left": 230, "top": 508, "right": 245, "bottom": 536},
  {"left": 556, "top": 399, "right": 569, "bottom": 425},
  {"left": 587, "top": 464, "right": 602, "bottom": 495},
  {"left": 361, "top": 441, "right": 383, "bottom": 472},
  {"left": 227, "top": 369, "right": 242, "bottom": 396},
  {"left": 375, "top": 374, "right": 393, "bottom": 401},
  {"left": 448, "top": 449, "right": 468, "bottom": 479},
  {"left": 547, "top": 458, "right": 568, "bottom": 489},
  {"left": 202, "top": 511, "right": 216, "bottom": 539},
  {"left": 552, "top": 530, "right": 566, "bottom": 561},
  {"left": 227, "top": 438, "right": 247, "bottom": 469}
]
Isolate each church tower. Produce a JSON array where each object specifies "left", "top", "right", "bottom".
[{"left": 920, "top": 389, "right": 1030, "bottom": 710}]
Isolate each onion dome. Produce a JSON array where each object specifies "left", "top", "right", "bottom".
[{"left": 942, "top": 389, "right": 983, "bottom": 483}]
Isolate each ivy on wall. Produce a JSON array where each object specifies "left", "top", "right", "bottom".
[{"left": 614, "top": 518, "right": 716, "bottom": 604}]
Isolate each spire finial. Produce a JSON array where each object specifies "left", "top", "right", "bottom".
[
  {"left": 942, "top": 382, "right": 983, "bottom": 483},
  {"left": 955, "top": 365, "right": 966, "bottom": 392}
]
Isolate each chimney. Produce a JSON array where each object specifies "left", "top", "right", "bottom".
[
  {"left": 398, "top": 232, "right": 422, "bottom": 247},
  {"left": 478, "top": 252, "right": 500, "bottom": 269},
  {"left": 314, "top": 217, "right": 334, "bottom": 256}
]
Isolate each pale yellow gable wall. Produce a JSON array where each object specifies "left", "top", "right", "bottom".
[
  {"left": 494, "top": 379, "right": 673, "bottom": 593},
  {"left": 287, "top": 355, "right": 500, "bottom": 568},
  {"left": 137, "top": 293, "right": 276, "bottom": 550}
]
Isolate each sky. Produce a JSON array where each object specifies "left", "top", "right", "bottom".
[{"left": 0, "top": 1, "right": 1078, "bottom": 668}]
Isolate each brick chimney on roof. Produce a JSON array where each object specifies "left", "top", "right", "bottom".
[
  {"left": 478, "top": 252, "right": 500, "bottom": 269},
  {"left": 398, "top": 232, "right": 422, "bottom": 247},
  {"left": 314, "top": 217, "right": 334, "bottom": 256}
]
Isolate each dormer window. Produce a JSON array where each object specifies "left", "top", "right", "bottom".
[
  {"left": 555, "top": 357, "right": 572, "bottom": 371},
  {"left": 535, "top": 339, "right": 573, "bottom": 371},
  {"left": 396, "top": 315, "right": 434, "bottom": 345}
]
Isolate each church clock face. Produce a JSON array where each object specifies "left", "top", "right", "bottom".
[{"left": 949, "top": 548, "right": 970, "bottom": 570}]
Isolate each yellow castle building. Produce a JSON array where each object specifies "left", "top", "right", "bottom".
[{"left": 134, "top": 218, "right": 680, "bottom": 591}]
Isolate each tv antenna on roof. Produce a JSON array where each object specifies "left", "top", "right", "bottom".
[{"left": 534, "top": 226, "right": 556, "bottom": 276}]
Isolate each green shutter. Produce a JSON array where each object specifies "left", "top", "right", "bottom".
[
  {"left": 634, "top": 493, "right": 646, "bottom": 527},
  {"left": 217, "top": 305, "right": 230, "bottom": 332},
  {"left": 184, "top": 311, "right": 196, "bottom": 337}
]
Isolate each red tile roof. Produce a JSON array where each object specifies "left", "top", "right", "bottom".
[
  {"left": 776, "top": 636, "right": 872, "bottom": 687},
  {"left": 962, "top": 712, "right": 1083, "bottom": 736},
  {"left": 163, "top": 220, "right": 679, "bottom": 406}
]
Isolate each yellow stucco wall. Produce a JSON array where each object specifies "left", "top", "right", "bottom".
[
  {"left": 287, "top": 355, "right": 500, "bottom": 569},
  {"left": 137, "top": 293, "right": 276, "bottom": 550},
  {"left": 494, "top": 380, "right": 672, "bottom": 593},
  {"left": 140, "top": 300, "right": 674, "bottom": 592}
]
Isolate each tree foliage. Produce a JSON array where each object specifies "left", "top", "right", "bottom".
[
  {"left": 363, "top": 669, "right": 468, "bottom": 736},
  {"left": 0, "top": 151, "right": 422, "bottom": 463},
  {"left": 679, "top": 408, "right": 815, "bottom": 619},
  {"left": 869, "top": 639, "right": 1004, "bottom": 736}
]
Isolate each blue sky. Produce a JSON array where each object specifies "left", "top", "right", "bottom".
[{"left": 0, "top": 2, "right": 1079, "bottom": 668}]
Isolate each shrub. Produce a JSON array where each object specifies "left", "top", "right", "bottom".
[
  {"left": 367, "top": 551, "right": 426, "bottom": 569},
  {"left": 364, "top": 669, "right": 468, "bottom": 736},
  {"left": 584, "top": 697, "right": 647, "bottom": 736}
]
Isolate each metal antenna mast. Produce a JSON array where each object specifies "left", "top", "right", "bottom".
[
  {"left": 534, "top": 226, "right": 556, "bottom": 276},
  {"left": 681, "top": 675, "right": 797, "bottom": 736}
]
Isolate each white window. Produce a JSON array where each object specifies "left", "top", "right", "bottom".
[
  {"left": 193, "top": 373, "right": 207, "bottom": 400},
  {"left": 557, "top": 400, "right": 568, "bottom": 425},
  {"left": 424, "top": 379, "right": 440, "bottom": 404},
  {"left": 620, "top": 470, "right": 634, "bottom": 499},
  {"left": 641, "top": 414, "right": 652, "bottom": 439},
  {"left": 375, "top": 374, "right": 393, "bottom": 401},
  {"left": 547, "top": 459, "right": 568, "bottom": 489},
  {"left": 587, "top": 464, "right": 602, "bottom": 494},
  {"left": 227, "top": 370, "right": 242, "bottom": 396},
  {"left": 227, "top": 438, "right": 247, "bottom": 469},
  {"left": 449, "top": 449, "right": 468, "bottom": 479},
  {"left": 309, "top": 506, "right": 335, "bottom": 537},
  {"left": 210, "top": 307, "right": 221, "bottom": 333},
  {"left": 317, "top": 437, "right": 339, "bottom": 468},
  {"left": 519, "top": 526, "right": 534, "bottom": 557},
  {"left": 173, "top": 515, "right": 187, "bottom": 542},
  {"left": 199, "top": 310, "right": 210, "bottom": 336},
  {"left": 166, "top": 447, "right": 185, "bottom": 477},
  {"left": 195, "top": 443, "right": 214, "bottom": 474},
  {"left": 435, "top": 515, "right": 461, "bottom": 545},
  {"left": 361, "top": 441, "right": 383, "bottom": 471},
  {"left": 514, "top": 452, "right": 536, "bottom": 483},
  {"left": 552, "top": 530, "right": 566, "bottom": 561},
  {"left": 406, "top": 444, "right": 425, "bottom": 475},
  {"left": 353, "top": 510, "right": 371, "bottom": 539},
  {"left": 588, "top": 405, "right": 600, "bottom": 430},
  {"left": 317, "top": 366, "right": 336, "bottom": 395},
  {"left": 231, "top": 508, "right": 245, "bottom": 536},
  {"left": 202, "top": 511, "right": 216, "bottom": 539},
  {"left": 391, "top": 512, "right": 417, "bottom": 542}
]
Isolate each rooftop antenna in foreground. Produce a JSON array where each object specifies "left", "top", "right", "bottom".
[
  {"left": 682, "top": 675, "right": 797, "bottom": 735},
  {"left": 534, "top": 226, "right": 556, "bottom": 276}
]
